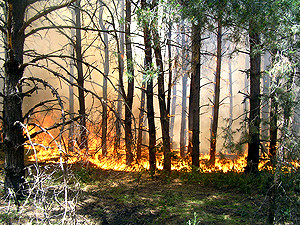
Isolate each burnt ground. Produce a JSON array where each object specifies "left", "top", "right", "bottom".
[{"left": 0, "top": 168, "right": 275, "bottom": 225}]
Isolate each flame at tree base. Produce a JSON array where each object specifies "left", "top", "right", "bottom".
[
  {"left": 25, "top": 128, "right": 299, "bottom": 173},
  {"left": 27, "top": 143, "right": 277, "bottom": 173}
]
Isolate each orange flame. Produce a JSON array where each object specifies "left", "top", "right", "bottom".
[{"left": 26, "top": 115, "right": 299, "bottom": 173}]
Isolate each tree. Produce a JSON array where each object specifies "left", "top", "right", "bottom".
[
  {"left": 1, "top": 0, "right": 76, "bottom": 201},
  {"left": 170, "top": 66, "right": 177, "bottom": 148},
  {"left": 179, "top": 22, "right": 188, "bottom": 158},
  {"left": 231, "top": 0, "right": 266, "bottom": 173},
  {"left": 136, "top": 75, "right": 146, "bottom": 160},
  {"left": 123, "top": 0, "right": 135, "bottom": 165},
  {"left": 114, "top": 0, "right": 125, "bottom": 153},
  {"left": 189, "top": 22, "right": 201, "bottom": 167},
  {"left": 245, "top": 21, "right": 261, "bottom": 173},
  {"left": 140, "top": 0, "right": 156, "bottom": 173},
  {"left": 209, "top": 18, "right": 222, "bottom": 166},
  {"left": 99, "top": 2, "right": 109, "bottom": 156},
  {"left": 74, "top": 0, "right": 88, "bottom": 152},
  {"left": 152, "top": 0, "right": 171, "bottom": 171},
  {"left": 68, "top": 10, "right": 75, "bottom": 151},
  {"left": 261, "top": 52, "right": 270, "bottom": 149}
]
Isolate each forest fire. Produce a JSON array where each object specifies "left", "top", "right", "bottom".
[
  {"left": 25, "top": 130, "right": 263, "bottom": 173},
  {"left": 24, "top": 115, "right": 298, "bottom": 173}
]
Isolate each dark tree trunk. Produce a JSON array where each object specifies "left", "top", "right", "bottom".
[
  {"left": 141, "top": 0, "right": 156, "bottom": 173},
  {"left": 68, "top": 37, "right": 75, "bottom": 152},
  {"left": 146, "top": 76, "right": 156, "bottom": 173},
  {"left": 167, "top": 21, "right": 173, "bottom": 120},
  {"left": 115, "top": 0, "right": 125, "bottom": 153},
  {"left": 269, "top": 87, "right": 278, "bottom": 160},
  {"left": 136, "top": 78, "right": 146, "bottom": 160},
  {"left": 152, "top": 3, "right": 171, "bottom": 171},
  {"left": 189, "top": 23, "right": 201, "bottom": 168},
  {"left": 3, "top": 0, "right": 27, "bottom": 200},
  {"left": 124, "top": 0, "right": 134, "bottom": 165},
  {"left": 68, "top": 9, "right": 76, "bottom": 152},
  {"left": 209, "top": 20, "right": 222, "bottom": 166},
  {"left": 245, "top": 27, "right": 261, "bottom": 173},
  {"left": 75, "top": 0, "right": 88, "bottom": 152},
  {"left": 99, "top": 5, "right": 109, "bottom": 156}
]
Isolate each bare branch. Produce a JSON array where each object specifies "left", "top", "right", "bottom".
[
  {"left": 28, "top": 116, "right": 80, "bottom": 140},
  {"left": 23, "top": 99, "right": 58, "bottom": 121},
  {"left": 20, "top": 0, "right": 77, "bottom": 34}
]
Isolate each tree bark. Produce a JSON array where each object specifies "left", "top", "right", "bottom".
[
  {"left": 209, "top": 20, "right": 222, "bottom": 166},
  {"left": 262, "top": 52, "right": 270, "bottom": 149},
  {"left": 245, "top": 26, "right": 261, "bottom": 173},
  {"left": 228, "top": 53, "right": 233, "bottom": 146},
  {"left": 99, "top": 5, "right": 109, "bottom": 156},
  {"left": 115, "top": 0, "right": 125, "bottom": 153},
  {"left": 141, "top": 0, "right": 156, "bottom": 173},
  {"left": 124, "top": 0, "right": 134, "bottom": 165},
  {"left": 180, "top": 23, "right": 188, "bottom": 158},
  {"left": 75, "top": 0, "right": 88, "bottom": 152},
  {"left": 68, "top": 21, "right": 75, "bottom": 152},
  {"left": 3, "top": 0, "right": 27, "bottom": 200},
  {"left": 170, "top": 75, "right": 177, "bottom": 148},
  {"left": 167, "top": 21, "right": 173, "bottom": 122},
  {"left": 152, "top": 1, "right": 171, "bottom": 171},
  {"left": 137, "top": 74, "right": 146, "bottom": 160},
  {"left": 189, "top": 23, "right": 201, "bottom": 168},
  {"left": 269, "top": 86, "right": 278, "bottom": 160},
  {"left": 168, "top": 22, "right": 176, "bottom": 149}
]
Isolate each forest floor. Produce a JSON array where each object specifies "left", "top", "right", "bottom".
[{"left": 0, "top": 166, "right": 272, "bottom": 225}]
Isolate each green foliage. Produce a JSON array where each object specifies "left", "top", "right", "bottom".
[
  {"left": 75, "top": 167, "right": 96, "bottom": 183},
  {"left": 186, "top": 212, "right": 201, "bottom": 225},
  {"left": 142, "top": 63, "right": 159, "bottom": 84}
]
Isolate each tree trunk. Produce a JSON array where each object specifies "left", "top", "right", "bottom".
[
  {"left": 292, "top": 85, "right": 300, "bottom": 137},
  {"left": 180, "top": 24, "right": 188, "bottom": 158},
  {"left": 115, "top": 0, "right": 125, "bottom": 153},
  {"left": 180, "top": 73, "right": 188, "bottom": 157},
  {"left": 269, "top": 84, "right": 278, "bottom": 160},
  {"left": 262, "top": 52, "right": 270, "bottom": 150},
  {"left": 68, "top": 9, "right": 75, "bottom": 152},
  {"left": 244, "top": 55, "right": 249, "bottom": 122},
  {"left": 168, "top": 22, "right": 176, "bottom": 149},
  {"left": 190, "top": 23, "right": 201, "bottom": 168},
  {"left": 141, "top": 0, "right": 156, "bottom": 173},
  {"left": 167, "top": 21, "right": 173, "bottom": 122},
  {"left": 3, "top": 0, "right": 27, "bottom": 200},
  {"left": 170, "top": 75, "right": 177, "bottom": 148},
  {"left": 209, "top": 20, "right": 222, "bottom": 166},
  {"left": 136, "top": 77, "right": 146, "bottom": 160},
  {"left": 68, "top": 36, "right": 75, "bottom": 152},
  {"left": 99, "top": 5, "right": 109, "bottom": 156},
  {"left": 152, "top": 1, "right": 171, "bottom": 171},
  {"left": 124, "top": 0, "right": 134, "bottom": 165},
  {"left": 228, "top": 53, "right": 233, "bottom": 146},
  {"left": 75, "top": 0, "right": 88, "bottom": 152},
  {"left": 245, "top": 26, "right": 261, "bottom": 173}
]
